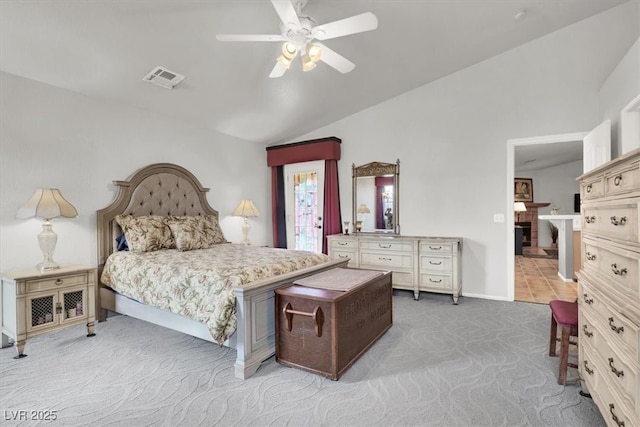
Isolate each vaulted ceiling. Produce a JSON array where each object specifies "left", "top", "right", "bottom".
[{"left": 0, "top": 0, "right": 632, "bottom": 145}]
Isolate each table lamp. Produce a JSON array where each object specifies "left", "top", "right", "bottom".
[
  {"left": 514, "top": 202, "right": 527, "bottom": 222},
  {"left": 232, "top": 199, "right": 260, "bottom": 245},
  {"left": 356, "top": 204, "right": 370, "bottom": 232},
  {"left": 17, "top": 188, "right": 78, "bottom": 272}
]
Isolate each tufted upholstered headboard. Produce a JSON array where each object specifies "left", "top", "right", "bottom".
[{"left": 96, "top": 163, "right": 219, "bottom": 268}]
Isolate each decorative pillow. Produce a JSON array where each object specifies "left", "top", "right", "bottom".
[
  {"left": 169, "top": 215, "right": 228, "bottom": 246},
  {"left": 115, "top": 215, "right": 174, "bottom": 253},
  {"left": 115, "top": 233, "right": 129, "bottom": 251},
  {"left": 167, "top": 220, "right": 210, "bottom": 251},
  {"left": 201, "top": 215, "right": 228, "bottom": 245}
]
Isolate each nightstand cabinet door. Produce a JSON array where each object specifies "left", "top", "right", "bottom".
[{"left": 26, "top": 285, "right": 88, "bottom": 334}]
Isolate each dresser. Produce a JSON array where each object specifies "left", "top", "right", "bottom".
[
  {"left": 327, "top": 234, "right": 462, "bottom": 303},
  {"left": 577, "top": 148, "right": 640, "bottom": 427}
]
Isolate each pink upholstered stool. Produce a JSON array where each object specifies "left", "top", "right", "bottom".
[{"left": 549, "top": 300, "right": 579, "bottom": 385}]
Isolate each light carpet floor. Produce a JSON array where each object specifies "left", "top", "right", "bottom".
[{"left": 0, "top": 291, "right": 604, "bottom": 427}]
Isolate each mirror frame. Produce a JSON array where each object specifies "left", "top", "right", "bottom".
[{"left": 352, "top": 160, "right": 400, "bottom": 234}]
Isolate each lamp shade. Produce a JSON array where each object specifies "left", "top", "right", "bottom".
[
  {"left": 514, "top": 202, "right": 527, "bottom": 212},
  {"left": 17, "top": 189, "right": 78, "bottom": 220},
  {"left": 357, "top": 204, "right": 371, "bottom": 214},
  {"left": 232, "top": 200, "right": 260, "bottom": 218}
]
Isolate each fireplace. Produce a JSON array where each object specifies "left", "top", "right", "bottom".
[
  {"left": 515, "top": 202, "right": 550, "bottom": 248},
  {"left": 516, "top": 222, "right": 532, "bottom": 246}
]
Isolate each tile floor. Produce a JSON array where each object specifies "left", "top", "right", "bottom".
[{"left": 514, "top": 248, "right": 578, "bottom": 304}]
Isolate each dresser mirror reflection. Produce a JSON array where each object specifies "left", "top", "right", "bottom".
[{"left": 352, "top": 160, "right": 400, "bottom": 234}]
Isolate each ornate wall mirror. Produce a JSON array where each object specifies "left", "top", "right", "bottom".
[{"left": 352, "top": 160, "right": 400, "bottom": 234}]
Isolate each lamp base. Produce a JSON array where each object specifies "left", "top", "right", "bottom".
[
  {"left": 241, "top": 217, "right": 251, "bottom": 246},
  {"left": 37, "top": 220, "right": 60, "bottom": 272},
  {"left": 37, "top": 260, "right": 60, "bottom": 272}
]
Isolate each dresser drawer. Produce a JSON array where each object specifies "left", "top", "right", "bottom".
[
  {"left": 580, "top": 337, "right": 601, "bottom": 397},
  {"left": 331, "top": 250, "right": 357, "bottom": 267},
  {"left": 392, "top": 271, "right": 414, "bottom": 287},
  {"left": 360, "top": 252, "right": 413, "bottom": 269},
  {"left": 330, "top": 238, "right": 357, "bottom": 250},
  {"left": 26, "top": 272, "right": 89, "bottom": 293},
  {"left": 583, "top": 239, "right": 640, "bottom": 298},
  {"left": 419, "top": 242, "right": 454, "bottom": 254},
  {"left": 360, "top": 240, "right": 414, "bottom": 253},
  {"left": 594, "top": 347, "right": 639, "bottom": 415},
  {"left": 420, "top": 255, "right": 452, "bottom": 272},
  {"left": 582, "top": 177, "right": 604, "bottom": 201},
  {"left": 582, "top": 202, "right": 639, "bottom": 244},
  {"left": 605, "top": 164, "right": 640, "bottom": 198},
  {"left": 581, "top": 281, "right": 640, "bottom": 364},
  {"left": 580, "top": 308, "right": 604, "bottom": 356},
  {"left": 419, "top": 273, "right": 452, "bottom": 292}
]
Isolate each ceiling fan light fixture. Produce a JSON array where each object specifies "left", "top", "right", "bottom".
[
  {"left": 302, "top": 43, "right": 322, "bottom": 72},
  {"left": 282, "top": 42, "right": 297, "bottom": 58},
  {"left": 302, "top": 59, "right": 317, "bottom": 72},
  {"left": 306, "top": 44, "right": 322, "bottom": 62},
  {"left": 277, "top": 42, "right": 298, "bottom": 69}
]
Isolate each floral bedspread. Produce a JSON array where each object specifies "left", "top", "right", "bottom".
[{"left": 100, "top": 244, "right": 330, "bottom": 344}]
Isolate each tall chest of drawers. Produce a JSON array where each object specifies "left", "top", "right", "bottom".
[
  {"left": 577, "top": 148, "right": 640, "bottom": 427},
  {"left": 327, "top": 234, "right": 462, "bottom": 303}
]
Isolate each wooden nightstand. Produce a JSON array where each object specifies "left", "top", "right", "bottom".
[{"left": 1, "top": 264, "right": 97, "bottom": 358}]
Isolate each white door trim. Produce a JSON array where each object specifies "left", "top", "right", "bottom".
[{"left": 506, "top": 132, "right": 588, "bottom": 301}]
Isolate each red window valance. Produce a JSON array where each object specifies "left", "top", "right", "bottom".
[{"left": 266, "top": 137, "right": 341, "bottom": 166}]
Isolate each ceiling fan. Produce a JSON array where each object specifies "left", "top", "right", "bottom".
[{"left": 216, "top": 0, "right": 378, "bottom": 78}]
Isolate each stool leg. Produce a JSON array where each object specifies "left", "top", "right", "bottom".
[
  {"left": 549, "top": 314, "right": 558, "bottom": 357},
  {"left": 558, "top": 325, "right": 570, "bottom": 385}
]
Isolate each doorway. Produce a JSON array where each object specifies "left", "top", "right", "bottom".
[
  {"left": 506, "top": 132, "right": 588, "bottom": 302},
  {"left": 284, "top": 160, "right": 325, "bottom": 252}
]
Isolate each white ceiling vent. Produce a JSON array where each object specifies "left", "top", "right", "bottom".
[{"left": 143, "top": 66, "right": 185, "bottom": 89}]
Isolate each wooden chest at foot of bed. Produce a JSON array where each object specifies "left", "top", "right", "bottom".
[{"left": 275, "top": 269, "right": 392, "bottom": 380}]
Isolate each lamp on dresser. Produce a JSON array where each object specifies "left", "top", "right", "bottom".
[
  {"left": 356, "top": 204, "right": 370, "bottom": 232},
  {"left": 16, "top": 188, "right": 78, "bottom": 272},
  {"left": 232, "top": 199, "right": 260, "bottom": 245}
]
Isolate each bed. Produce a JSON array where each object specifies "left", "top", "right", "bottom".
[{"left": 96, "top": 163, "right": 348, "bottom": 379}]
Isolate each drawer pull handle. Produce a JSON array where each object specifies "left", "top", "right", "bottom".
[
  {"left": 608, "top": 357, "right": 624, "bottom": 378},
  {"left": 609, "top": 317, "right": 624, "bottom": 334},
  {"left": 611, "top": 263, "right": 627, "bottom": 276},
  {"left": 610, "top": 216, "right": 627, "bottom": 226},
  {"left": 586, "top": 183, "right": 592, "bottom": 193},
  {"left": 282, "top": 303, "right": 323, "bottom": 337},
  {"left": 429, "top": 261, "right": 442, "bottom": 265},
  {"left": 614, "top": 175, "right": 623, "bottom": 186},
  {"left": 378, "top": 244, "right": 392, "bottom": 249},
  {"left": 379, "top": 257, "right": 392, "bottom": 261},
  {"left": 429, "top": 246, "right": 442, "bottom": 250},
  {"left": 585, "top": 252, "right": 596, "bottom": 261},
  {"left": 338, "top": 254, "right": 350, "bottom": 259},
  {"left": 583, "top": 360, "right": 594, "bottom": 375},
  {"left": 609, "top": 404, "right": 625, "bottom": 427},
  {"left": 429, "top": 279, "right": 442, "bottom": 283},
  {"left": 55, "top": 279, "right": 63, "bottom": 285},
  {"left": 583, "top": 294, "right": 593, "bottom": 305},
  {"left": 585, "top": 216, "right": 596, "bottom": 224},
  {"left": 582, "top": 325, "right": 593, "bottom": 338},
  {"left": 338, "top": 242, "right": 348, "bottom": 246}
]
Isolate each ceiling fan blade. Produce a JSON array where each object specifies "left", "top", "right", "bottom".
[
  {"left": 269, "top": 60, "right": 288, "bottom": 78},
  {"left": 271, "top": 0, "right": 301, "bottom": 28},
  {"left": 313, "top": 12, "right": 378, "bottom": 41},
  {"left": 216, "top": 34, "right": 285, "bottom": 42},
  {"left": 315, "top": 43, "right": 355, "bottom": 74}
]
